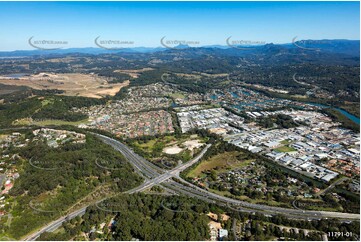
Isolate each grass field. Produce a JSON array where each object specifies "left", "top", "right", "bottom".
[
  {"left": 296, "top": 199, "right": 342, "bottom": 212},
  {"left": 135, "top": 135, "right": 177, "bottom": 151},
  {"left": 32, "top": 119, "right": 89, "bottom": 126},
  {"left": 0, "top": 235, "right": 15, "bottom": 241},
  {"left": 41, "top": 99, "right": 54, "bottom": 107},
  {"left": 169, "top": 92, "right": 186, "bottom": 99},
  {"left": 274, "top": 145, "right": 297, "bottom": 153},
  {"left": 137, "top": 139, "right": 158, "bottom": 150},
  {"left": 130, "top": 135, "right": 207, "bottom": 167},
  {"left": 280, "top": 139, "right": 291, "bottom": 145},
  {"left": 187, "top": 151, "right": 254, "bottom": 178},
  {"left": 209, "top": 188, "right": 290, "bottom": 208}
]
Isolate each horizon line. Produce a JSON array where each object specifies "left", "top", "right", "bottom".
[{"left": 1, "top": 38, "right": 360, "bottom": 52}]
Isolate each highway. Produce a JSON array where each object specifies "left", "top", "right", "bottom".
[
  {"left": 24, "top": 136, "right": 210, "bottom": 241},
  {"left": 127, "top": 143, "right": 211, "bottom": 194},
  {"left": 96, "top": 134, "right": 164, "bottom": 179},
  {"left": 163, "top": 178, "right": 360, "bottom": 221},
  {"left": 24, "top": 134, "right": 360, "bottom": 240},
  {"left": 74, "top": 135, "right": 361, "bottom": 221},
  {"left": 24, "top": 207, "right": 87, "bottom": 241}
]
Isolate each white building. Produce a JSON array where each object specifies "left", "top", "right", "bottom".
[{"left": 219, "top": 229, "right": 228, "bottom": 239}]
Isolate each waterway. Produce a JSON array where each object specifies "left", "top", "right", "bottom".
[
  {"left": 308, "top": 103, "right": 360, "bottom": 125},
  {"left": 4, "top": 73, "right": 28, "bottom": 78},
  {"left": 211, "top": 90, "right": 360, "bottom": 125}
]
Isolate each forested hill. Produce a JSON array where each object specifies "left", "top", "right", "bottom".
[
  {"left": 0, "top": 39, "right": 359, "bottom": 59},
  {"left": 4, "top": 132, "right": 143, "bottom": 239}
]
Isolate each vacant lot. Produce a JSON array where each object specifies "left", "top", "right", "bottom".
[
  {"left": 169, "top": 92, "right": 186, "bottom": 99},
  {"left": 0, "top": 73, "right": 129, "bottom": 98},
  {"left": 187, "top": 151, "right": 254, "bottom": 178},
  {"left": 128, "top": 134, "right": 206, "bottom": 169},
  {"left": 114, "top": 68, "right": 154, "bottom": 78},
  {"left": 163, "top": 146, "right": 183, "bottom": 154}
]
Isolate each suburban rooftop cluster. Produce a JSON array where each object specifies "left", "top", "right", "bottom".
[
  {"left": 177, "top": 106, "right": 359, "bottom": 182},
  {"left": 32, "top": 128, "right": 86, "bottom": 148},
  {"left": 82, "top": 110, "right": 174, "bottom": 138},
  {"left": 177, "top": 107, "right": 244, "bottom": 134},
  {"left": 208, "top": 86, "right": 320, "bottom": 112}
]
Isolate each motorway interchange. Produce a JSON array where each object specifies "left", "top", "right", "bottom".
[{"left": 25, "top": 133, "right": 360, "bottom": 241}]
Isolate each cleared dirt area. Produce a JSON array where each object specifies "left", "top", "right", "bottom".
[
  {"left": 183, "top": 139, "right": 203, "bottom": 150},
  {"left": 174, "top": 72, "right": 229, "bottom": 80},
  {"left": 163, "top": 146, "right": 183, "bottom": 155},
  {"left": 114, "top": 68, "right": 154, "bottom": 78},
  {"left": 187, "top": 151, "right": 254, "bottom": 178},
  {"left": 163, "top": 138, "right": 204, "bottom": 154},
  {"left": 0, "top": 73, "right": 129, "bottom": 99}
]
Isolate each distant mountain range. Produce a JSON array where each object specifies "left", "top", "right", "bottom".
[{"left": 0, "top": 39, "right": 359, "bottom": 57}]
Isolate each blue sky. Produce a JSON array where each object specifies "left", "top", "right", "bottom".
[{"left": 0, "top": 1, "right": 359, "bottom": 51}]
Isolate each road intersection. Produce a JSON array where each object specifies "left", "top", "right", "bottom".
[{"left": 24, "top": 133, "right": 360, "bottom": 241}]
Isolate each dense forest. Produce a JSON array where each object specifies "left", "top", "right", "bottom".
[
  {"left": 257, "top": 114, "right": 302, "bottom": 129},
  {"left": 31, "top": 96, "right": 105, "bottom": 122},
  {"left": 37, "top": 194, "right": 212, "bottom": 241},
  {"left": 1, "top": 132, "right": 143, "bottom": 239},
  {"left": 0, "top": 96, "right": 106, "bottom": 127},
  {"left": 36, "top": 193, "right": 360, "bottom": 241}
]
